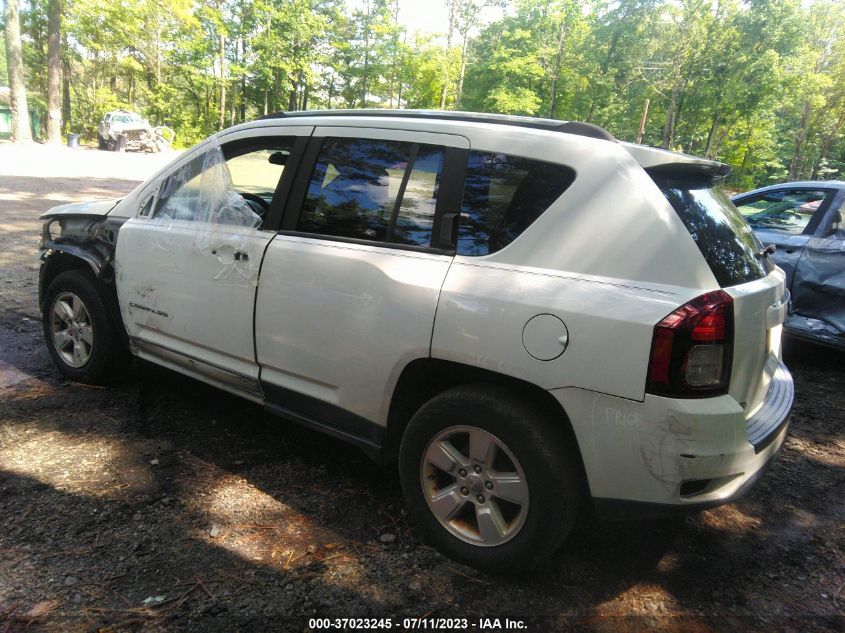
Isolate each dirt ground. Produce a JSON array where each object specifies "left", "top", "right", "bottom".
[{"left": 0, "top": 143, "right": 843, "bottom": 632}]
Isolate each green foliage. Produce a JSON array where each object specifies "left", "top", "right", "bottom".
[{"left": 8, "top": 0, "right": 845, "bottom": 188}]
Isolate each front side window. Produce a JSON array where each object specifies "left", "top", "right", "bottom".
[
  {"left": 457, "top": 152, "right": 575, "bottom": 256},
  {"left": 297, "top": 137, "right": 445, "bottom": 247},
  {"left": 226, "top": 147, "right": 289, "bottom": 198},
  {"left": 734, "top": 188, "right": 832, "bottom": 235},
  {"left": 154, "top": 138, "right": 293, "bottom": 225}
]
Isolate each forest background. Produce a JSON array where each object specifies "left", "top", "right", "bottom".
[{"left": 3, "top": 0, "right": 845, "bottom": 189}]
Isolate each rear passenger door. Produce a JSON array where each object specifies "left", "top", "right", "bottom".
[
  {"left": 789, "top": 190, "right": 845, "bottom": 337},
  {"left": 254, "top": 128, "right": 468, "bottom": 445}
]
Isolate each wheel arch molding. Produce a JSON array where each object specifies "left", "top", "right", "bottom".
[{"left": 383, "top": 357, "right": 587, "bottom": 476}]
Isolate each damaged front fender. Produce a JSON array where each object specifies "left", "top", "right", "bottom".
[{"left": 38, "top": 211, "right": 128, "bottom": 312}]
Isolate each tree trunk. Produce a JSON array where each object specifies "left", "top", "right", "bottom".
[
  {"left": 456, "top": 33, "right": 469, "bottom": 110},
  {"left": 61, "top": 38, "right": 71, "bottom": 134},
  {"left": 219, "top": 33, "right": 226, "bottom": 130},
  {"left": 239, "top": 54, "right": 247, "bottom": 121},
  {"left": 289, "top": 82, "right": 298, "bottom": 111},
  {"left": 704, "top": 107, "right": 722, "bottom": 159},
  {"left": 636, "top": 99, "right": 650, "bottom": 144},
  {"left": 361, "top": 21, "right": 370, "bottom": 107},
  {"left": 272, "top": 69, "right": 281, "bottom": 112},
  {"left": 662, "top": 84, "right": 680, "bottom": 149},
  {"left": 736, "top": 125, "right": 754, "bottom": 184},
  {"left": 154, "top": 5, "right": 162, "bottom": 84},
  {"left": 712, "top": 122, "right": 734, "bottom": 158},
  {"left": 811, "top": 110, "right": 844, "bottom": 179},
  {"left": 47, "top": 0, "right": 62, "bottom": 143},
  {"left": 4, "top": 0, "right": 32, "bottom": 142},
  {"left": 547, "top": 15, "right": 567, "bottom": 119},
  {"left": 586, "top": 101, "right": 595, "bottom": 123},
  {"left": 439, "top": 0, "right": 457, "bottom": 109},
  {"left": 389, "top": 0, "right": 399, "bottom": 107},
  {"left": 230, "top": 85, "right": 237, "bottom": 126},
  {"left": 788, "top": 101, "right": 811, "bottom": 180}
]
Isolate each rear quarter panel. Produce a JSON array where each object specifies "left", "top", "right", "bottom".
[
  {"left": 432, "top": 263, "right": 702, "bottom": 401},
  {"left": 431, "top": 130, "right": 720, "bottom": 402}
]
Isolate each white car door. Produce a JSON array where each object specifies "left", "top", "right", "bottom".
[
  {"left": 255, "top": 127, "right": 469, "bottom": 446},
  {"left": 115, "top": 127, "right": 311, "bottom": 398}
]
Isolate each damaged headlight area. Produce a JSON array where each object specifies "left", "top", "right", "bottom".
[{"left": 44, "top": 216, "right": 103, "bottom": 244}]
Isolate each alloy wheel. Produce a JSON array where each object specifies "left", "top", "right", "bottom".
[{"left": 420, "top": 425, "right": 529, "bottom": 547}]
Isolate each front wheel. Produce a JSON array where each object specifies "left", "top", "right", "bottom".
[
  {"left": 42, "top": 269, "right": 127, "bottom": 384},
  {"left": 399, "top": 385, "right": 583, "bottom": 573}
]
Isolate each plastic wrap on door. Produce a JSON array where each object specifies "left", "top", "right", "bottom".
[{"left": 148, "top": 139, "right": 263, "bottom": 284}]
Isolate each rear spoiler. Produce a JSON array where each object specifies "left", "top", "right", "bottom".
[{"left": 621, "top": 142, "right": 731, "bottom": 187}]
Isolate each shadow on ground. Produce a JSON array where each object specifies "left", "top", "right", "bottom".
[{"left": 1, "top": 318, "right": 843, "bottom": 631}]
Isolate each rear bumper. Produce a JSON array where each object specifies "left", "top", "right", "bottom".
[
  {"left": 591, "top": 427, "right": 785, "bottom": 520},
  {"left": 551, "top": 362, "right": 794, "bottom": 511}
]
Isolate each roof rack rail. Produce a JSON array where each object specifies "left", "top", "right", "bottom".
[{"left": 258, "top": 109, "right": 616, "bottom": 142}]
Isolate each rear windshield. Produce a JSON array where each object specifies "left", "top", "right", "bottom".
[{"left": 657, "top": 180, "right": 772, "bottom": 287}]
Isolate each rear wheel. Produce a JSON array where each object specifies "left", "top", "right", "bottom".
[
  {"left": 399, "top": 384, "right": 583, "bottom": 572},
  {"left": 42, "top": 269, "right": 127, "bottom": 384}
]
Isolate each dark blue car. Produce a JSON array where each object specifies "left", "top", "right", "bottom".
[{"left": 732, "top": 181, "right": 845, "bottom": 350}]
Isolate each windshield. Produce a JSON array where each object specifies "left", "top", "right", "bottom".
[
  {"left": 657, "top": 180, "right": 773, "bottom": 287},
  {"left": 113, "top": 113, "right": 142, "bottom": 124}
]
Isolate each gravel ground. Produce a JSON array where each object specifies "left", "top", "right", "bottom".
[{"left": 0, "top": 143, "right": 843, "bottom": 632}]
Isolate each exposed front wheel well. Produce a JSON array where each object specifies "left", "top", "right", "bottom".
[
  {"left": 40, "top": 252, "right": 93, "bottom": 312},
  {"left": 40, "top": 251, "right": 127, "bottom": 349},
  {"left": 384, "top": 358, "right": 587, "bottom": 480}
]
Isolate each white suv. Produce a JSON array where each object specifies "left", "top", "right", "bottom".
[{"left": 37, "top": 110, "right": 793, "bottom": 572}]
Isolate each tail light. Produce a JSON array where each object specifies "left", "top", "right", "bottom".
[{"left": 646, "top": 290, "right": 734, "bottom": 397}]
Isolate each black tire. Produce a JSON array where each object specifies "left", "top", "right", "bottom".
[
  {"left": 399, "top": 384, "right": 583, "bottom": 573},
  {"left": 42, "top": 269, "right": 127, "bottom": 385},
  {"left": 97, "top": 135, "right": 108, "bottom": 150}
]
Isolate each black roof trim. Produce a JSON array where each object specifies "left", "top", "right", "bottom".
[{"left": 258, "top": 109, "right": 616, "bottom": 142}]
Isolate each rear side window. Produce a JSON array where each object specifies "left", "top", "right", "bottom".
[
  {"left": 457, "top": 152, "right": 575, "bottom": 256},
  {"left": 658, "top": 181, "right": 771, "bottom": 287},
  {"left": 298, "top": 138, "right": 444, "bottom": 247}
]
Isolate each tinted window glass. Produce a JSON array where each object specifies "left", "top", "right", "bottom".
[
  {"left": 298, "top": 138, "right": 444, "bottom": 247},
  {"left": 659, "top": 182, "right": 771, "bottom": 287},
  {"left": 734, "top": 188, "right": 831, "bottom": 235},
  {"left": 457, "top": 152, "right": 575, "bottom": 256}
]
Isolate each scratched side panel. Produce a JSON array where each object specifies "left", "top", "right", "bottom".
[
  {"left": 430, "top": 261, "right": 698, "bottom": 401},
  {"left": 115, "top": 219, "right": 275, "bottom": 381}
]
